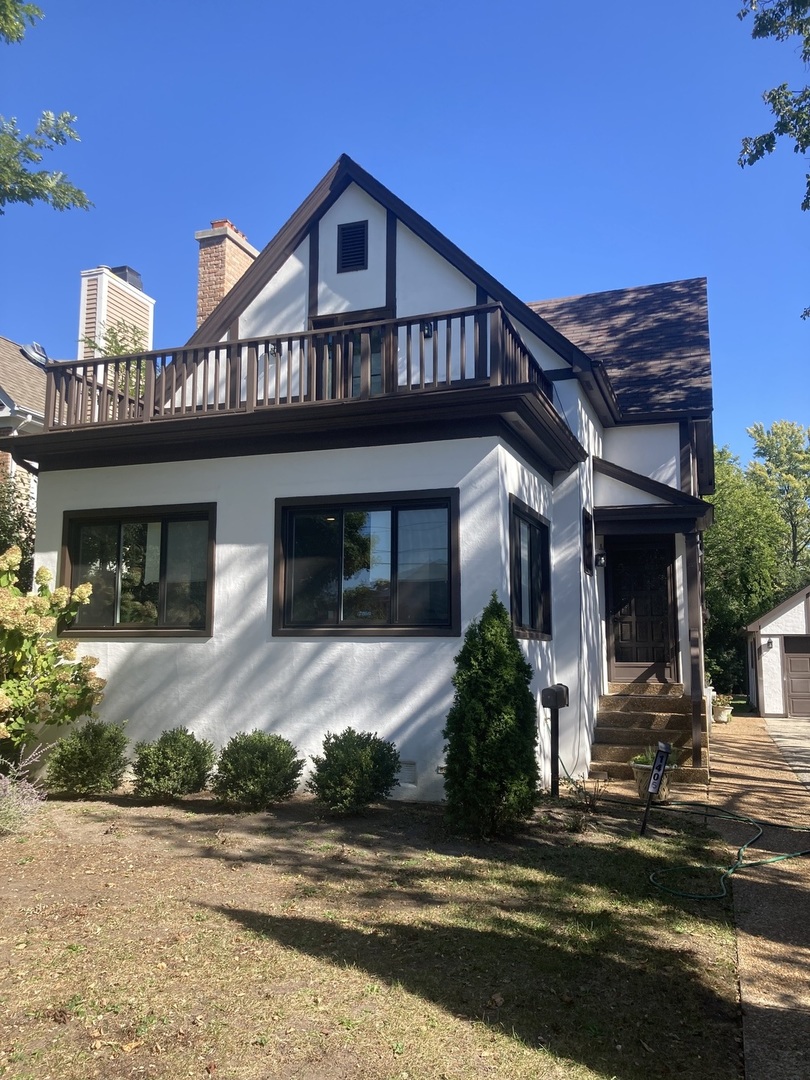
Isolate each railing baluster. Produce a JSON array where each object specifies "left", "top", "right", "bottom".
[{"left": 445, "top": 317, "right": 452, "bottom": 386}]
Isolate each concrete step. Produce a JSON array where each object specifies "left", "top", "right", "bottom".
[
  {"left": 591, "top": 762, "right": 710, "bottom": 785},
  {"left": 608, "top": 682, "right": 685, "bottom": 697},
  {"left": 592, "top": 726, "right": 692, "bottom": 746},
  {"left": 595, "top": 711, "right": 694, "bottom": 731},
  {"left": 599, "top": 694, "right": 693, "bottom": 716},
  {"left": 591, "top": 744, "right": 707, "bottom": 768}
]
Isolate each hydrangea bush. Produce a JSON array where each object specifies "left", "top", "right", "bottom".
[{"left": 0, "top": 546, "right": 105, "bottom": 749}]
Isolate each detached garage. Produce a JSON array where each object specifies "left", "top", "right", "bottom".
[{"left": 746, "top": 587, "right": 810, "bottom": 718}]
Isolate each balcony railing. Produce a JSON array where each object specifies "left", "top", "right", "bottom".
[{"left": 44, "top": 303, "right": 553, "bottom": 431}]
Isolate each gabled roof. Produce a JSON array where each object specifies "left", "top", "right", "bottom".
[
  {"left": 530, "top": 278, "right": 712, "bottom": 418},
  {"left": 746, "top": 585, "right": 810, "bottom": 633},
  {"left": 0, "top": 336, "right": 46, "bottom": 418},
  {"left": 593, "top": 455, "right": 713, "bottom": 532},
  {"left": 188, "top": 154, "right": 583, "bottom": 370}
]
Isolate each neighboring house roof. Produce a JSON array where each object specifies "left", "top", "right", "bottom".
[
  {"left": 0, "top": 335, "right": 47, "bottom": 418},
  {"left": 746, "top": 585, "right": 810, "bottom": 633},
  {"left": 529, "top": 278, "right": 712, "bottom": 418}
]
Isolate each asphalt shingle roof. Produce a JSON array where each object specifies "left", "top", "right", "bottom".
[
  {"left": 529, "top": 277, "right": 712, "bottom": 417},
  {"left": 0, "top": 336, "right": 46, "bottom": 417}
]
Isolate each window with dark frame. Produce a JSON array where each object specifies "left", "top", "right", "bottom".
[
  {"left": 275, "top": 492, "right": 458, "bottom": 635},
  {"left": 62, "top": 505, "right": 215, "bottom": 635},
  {"left": 582, "top": 508, "right": 595, "bottom": 576},
  {"left": 337, "top": 220, "right": 368, "bottom": 273},
  {"left": 510, "top": 498, "right": 551, "bottom": 636}
]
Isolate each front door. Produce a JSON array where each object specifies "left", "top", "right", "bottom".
[
  {"left": 606, "top": 538, "right": 677, "bottom": 684},
  {"left": 785, "top": 637, "right": 810, "bottom": 717}
]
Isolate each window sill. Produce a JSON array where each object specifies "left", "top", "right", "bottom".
[
  {"left": 59, "top": 628, "right": 212, "bottom": 641},
  {"left": 273, "top": 625, "right": 459, "bottom": 639}
]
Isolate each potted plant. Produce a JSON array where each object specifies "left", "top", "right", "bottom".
[
  {"left": 630, "top": 746, "right": 672, "bottom": 803},
  {"left": 712, "top": 693, "right": 733, "bottom": 724}
]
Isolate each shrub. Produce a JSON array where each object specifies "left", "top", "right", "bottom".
[
  {"left": 306, "top": 727, "right": 400, "bottom": 815},
  {"left": 0, "top": 741, "right": 46, "bottom": 834},
  {"left": 46, "top": 720, "right": 128, "bottom": 796},
  {"left": 132, "top": 727, "right": 215, "bottom": 800},
  {"left": 0, "top": 546, "right": 105, "bottom": 749},
  {"left": 442, "top": 592, "right": 539, "bottom": 839},
  {"left": 211, "top": 730, "right": 303, "bottom": 811}
]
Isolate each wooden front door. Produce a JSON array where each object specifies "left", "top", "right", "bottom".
[
  {"left": 785, "top": 637, "right": 810, "bottom": 717},
  {"left": 607, "top": 538, "right": 677, "bottom": 684}
]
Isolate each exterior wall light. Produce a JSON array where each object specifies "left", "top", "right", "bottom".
[
  {"left": 595, "top": 550, "right": 607, "bottom": 568},
  {"left": 765, "top": 637, "right": 774, "bottom": 650}
]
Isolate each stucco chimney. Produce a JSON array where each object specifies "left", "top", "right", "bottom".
[{"left": 195, "top": 219, "right": 259, "bottom": 328}]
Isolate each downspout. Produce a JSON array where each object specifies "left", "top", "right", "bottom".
[{"left": 684, "top": 531, "right": 703, "bottom": 767}]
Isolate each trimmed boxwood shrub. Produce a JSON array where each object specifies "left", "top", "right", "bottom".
[
  {"left": 442, "top": 592, "right": 539, "bottom": 838},
  {"left": 132, "top": 727, "right": 215, "bottom": 800},
  {"left": 46, "top": 719, "right": 128, "bottom": 796},
  {"left": 306, "top": 727, "right": 400, "bottom": 815},
  {"left": 211, "top": 730, "right": 303, "bottom": 811}
]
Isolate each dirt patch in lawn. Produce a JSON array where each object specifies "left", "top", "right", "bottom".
[{"left": 0, "top": 794, "right": 742, "bottom": 1079}]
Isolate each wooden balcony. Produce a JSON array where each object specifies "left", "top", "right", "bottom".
[{"left": 44, "top": 303, "right": 554, "bottom": 431}]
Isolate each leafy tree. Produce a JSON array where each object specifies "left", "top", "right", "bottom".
[
  {"left": 0, "top": 546, "right": 104, "bottom": 751},
  {"left": 738, "top": 2, "right": 810, "bottom": 315},
  {"left": 0, "top": 1, "right": 91, "bottom": 214},
  {"left": 747, "top": 420, "right": 810, "bottom": 579},
  {"left": 81, "top": 319, "right": 148, "bottom": 359},
  {"left": 703, "top": 448, "right": 788, "bottom": 690},
  {"left": 0, "top": 469, "right": 35, "bottom": 592},
  {"left": 442, "top": 593, "right": 538, "bottom": 839}
]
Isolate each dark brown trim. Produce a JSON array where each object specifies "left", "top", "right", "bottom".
[
  {"left": 59, "top": 502, "right": 216, "bottom": 639},
  {"left": 509, "top": 495, "right": 552, "bottom": 640},
  {"left": 582, "top": 507, "right": 594, "bottom": 576},
  {"left": 272, "top": 488, "right": 460, "bottom": 638},
  {"left": 594, "top": 505, "right": 711, "bottom": 534},
  {"left": 693, "top": 417, "right": 715, "bottom": 495},
  {"left": 679, "top": 420, "right": 692, "bottom": 494},
  {"left": 591, "top": 453, "right": 712, "bottom": 529},
  {"left": 16, "top": 384, "right": 585, "bottom": 479},
  {"left": 308, "top": 226, "right": 319, "bottom": 323},
  {"left": 684, "top": 531, "right": 704, "bottom": 764}
]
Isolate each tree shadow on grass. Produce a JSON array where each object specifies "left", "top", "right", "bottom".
[{"left": 201, "top": 828, "right": 742, "bottom": 1080}]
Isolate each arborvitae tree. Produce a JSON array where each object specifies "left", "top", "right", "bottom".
[{"left": 442, "top": 593, "right": 539, "bottom": 839}]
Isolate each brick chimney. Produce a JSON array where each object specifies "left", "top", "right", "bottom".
[{"left": 195, "top": 219, "right": 259, "bottom": 328}]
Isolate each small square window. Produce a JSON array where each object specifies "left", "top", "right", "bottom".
[{"left": 337, "top": 220, "right": 368, "bottom": 273}]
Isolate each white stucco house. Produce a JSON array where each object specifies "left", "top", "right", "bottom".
[
  {"left": 746, "top": 586, "right": 810, "bottom": 718},
  {"left": 3, "top": 156, "right": 715, "bottom": 796}
]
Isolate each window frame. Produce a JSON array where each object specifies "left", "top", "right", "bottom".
[
  {"left": 60, "top": 503, "right": 216, "bottom": 639},
  {"left": 509, "top": 495, "right": 552, "bottom": 639},
  {"left": 273, "top": 489, "right": 460, "bottom": 637},
  {"left": 582, "top": 507, "right": 595, "bottom": 576}
]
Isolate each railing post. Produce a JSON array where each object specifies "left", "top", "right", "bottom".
[
  {"left": 44, "top": 368, "right": 55, "bottom": 429},
  {"left": 245, "top": 345, "right": 258, "bottom": 412},
  {"left": 489, "top": 307, "right": 503, "bottom": 386},
  {"left": 144, "top": 358, "right": 156, "bottom": 420}
]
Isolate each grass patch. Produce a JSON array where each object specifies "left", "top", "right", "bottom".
[{"left": 0, "top": 794, "right": 742, "bottom": 1079}]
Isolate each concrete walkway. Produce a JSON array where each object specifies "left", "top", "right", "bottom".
[{"left": 707, "top": 714, "right": 810, "bottom": 1080}]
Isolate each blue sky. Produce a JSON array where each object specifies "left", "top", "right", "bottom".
[{"left": 1, "top": 1, "right": 807, "bottom": 465}]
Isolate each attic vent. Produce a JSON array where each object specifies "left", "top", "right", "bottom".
[
  {"left": 399, "top": 761, "right": 417, "bottom": 786},
  {"left": 337, "top": 220, "right": 368, "bottom": 273}
]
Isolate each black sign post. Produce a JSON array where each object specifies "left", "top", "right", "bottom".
[
  {"left": 639, "top": 741, "right": 672, "bottom": 836},
  {"left": 540, "top": 684, "right": 569, "bottom": 798}
]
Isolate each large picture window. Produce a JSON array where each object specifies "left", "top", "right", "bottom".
[
  {"left": 274, "top": 491, "right": 459, "bottom": 636},
  {"left": 510, "top": 497, "right": 551, "bottom": 637},
  {"left": 62, "top": 504, "right": 215, "bottom": 636}
]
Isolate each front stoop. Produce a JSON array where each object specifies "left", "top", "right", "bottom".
[{"left": 589, "top": 683, "right": 710, "bottom": 785}]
